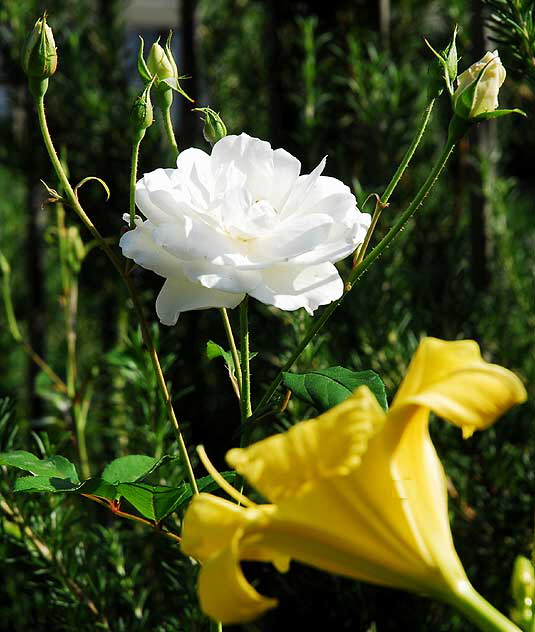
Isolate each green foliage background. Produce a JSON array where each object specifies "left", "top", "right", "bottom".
[{"left": 0, "top": 0, "right": 534, "bottom": 630}]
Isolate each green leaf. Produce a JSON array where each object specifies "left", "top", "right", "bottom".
[
  {"left": 206, "top": 340, "right": 233, "bottom": 368},
  {"left": 116, "top": 482, "right": 189, "bottom": 522},
  {"left": 14, "top": 475, "right": 79, "bottom": 492},
  {"left": 101, "top": 454, "right": 176, "bottom": 484},
  {"left": 163, "top": 471, "right": 239, "bottom": 515},
  {"left": 137, "top": 35, "right": 152, "bottom": 83},
  {"left": 196, "top": 471, "right": 238, "bottom": 494},
  {"left": 206, "top": 340, "right": 257, "bottom": 371},
  {"left": 74, "top": 478, "right": 117, "bottom": 500},
  {"left": 0, "top": 451, "right": 80, "bottom": 483},
  {"left": 282, "top": 367, "right": 388, "bottom": 412}
]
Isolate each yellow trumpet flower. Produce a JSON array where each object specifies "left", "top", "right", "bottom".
[{"left": 181, "top": 338, "right": 526, "bottom": 629}]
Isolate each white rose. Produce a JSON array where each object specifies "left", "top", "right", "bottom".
[
  {"left": 453, "top": 50, "right": 506, "bottom": 119},
  {"left": 120, "top": 133, "right": 371, "bottom": 325}
]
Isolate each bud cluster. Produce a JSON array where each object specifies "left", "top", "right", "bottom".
[{"left": 137, "top": 31, "right": 193, "bottom": 112}]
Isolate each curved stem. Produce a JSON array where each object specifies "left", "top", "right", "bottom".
[
  {"left": 219, "top": 308, "right": 242, "bottom": 396},
  {"left": 163, "top": 107, "right": 179, "bottom": 159},
  {"left": 239, "top": 298, "right": 252, "bottom": 433},
  {"left": 255, "top": 135, "right": 455, "bottom": 413},
  {"left": 35, "top": 95, "right": 198, "bottom": 494},
  {"left": 448, "top": 583, "right": 522, "bottom": 632}
]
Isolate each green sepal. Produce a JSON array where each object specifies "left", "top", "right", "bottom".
[
  {"left": 453, "top": 74, "right": 480, "bottom": 119},
  {"left": 425, "top": 26, "right": 458, "bottom": 99},
  {"left": 161, "top": 77, "right": 194, "bottom": 102},
  {"left": 137, "top": 36, "right": 152, "bottom": 84},
  {"left": 473, "top": 108, "right": 527, "bottom": 120},
  {"left": 164, "top": 31, "right": 179, "bottom": 78},
  {"left": 445, "top": 26, "right": 458, "bottom": 85}
]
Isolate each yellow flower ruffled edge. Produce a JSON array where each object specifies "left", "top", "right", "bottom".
[{"left": 181, "top": 338, "right": 526, "bottom": 625}]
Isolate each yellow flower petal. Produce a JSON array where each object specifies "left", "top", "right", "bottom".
[
  {"left": 197, "top": 528, "right": 278, "bottom": 624},
  {"left": 183, "top": 338, "right": 527, "bottom": 624},
  {"left": 227, "top": 385, "right": 385, "bottom": 502},
  {"left": 181, "top": 494, "right": 251, "bottom": 564},
  {"left": 392, "top": 338, "right": 526, "bottom": 435},
  {"left": 261, "top": 406, "right": 467, "bottom": 598}
]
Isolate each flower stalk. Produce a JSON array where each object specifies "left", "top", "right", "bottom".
[
  {"left": 163, "top": 106, "right": 179, "bottom": 159},
  {"left": 448, "top": 583, "right": 522, "bottom": 632},
  {"left": 381, "top": 98, "right": 435, "bottom": 204},
  {"left": 255, "top": 126, "right": 454, "bottom": 414},
  {"left": 34, "top": 94, "right": 198, "bottom": 494}
]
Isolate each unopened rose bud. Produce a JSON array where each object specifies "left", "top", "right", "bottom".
[
  {"left": 22, "top": 14, "right": 57, "bottom": 80},
  {"left": 131, "top": 80, "right": 154, "bottom": 141},
  {"left": 453, "top": 50, "right": 506, "bottom": 119},
  {"left": 147, "top": 42, "right": 175, "bottom": 81},
  {"left": 193, "top": 107, "right": 227, "bottom": 145}
]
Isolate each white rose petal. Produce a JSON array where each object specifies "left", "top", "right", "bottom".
[{"left": 120, "top": 133, "right": 371, "bottom": 324}]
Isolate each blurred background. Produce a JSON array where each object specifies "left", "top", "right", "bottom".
[{"left": 0, "top": 0, "right": 534, "bottom": 630}]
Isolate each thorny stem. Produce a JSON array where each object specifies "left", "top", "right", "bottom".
[
  {"left": 0, "top": 497, "right": 110, "bottom": 629},
  {"left": 255, "top": 130, "right": 454, "bottom": 414},
  {"left": 129, "top": 134, "right": 143, "bottom": 228},
  {"left": 381, "top": 99, "right": 435, "bottom": 204},
  {"left": 219, "top": 308, "right": 242, "bottom": 397},
  {"left": 35, "top": 95, "right": 198, "bottom": 494}
]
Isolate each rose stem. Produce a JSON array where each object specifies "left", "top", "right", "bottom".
[
  {"left": 35, "top": 93, "right": 198, "bottom": 494},
  {"left": 219, "top": 308, "right": 243, "bottom": 396},
  {"left": 163, "top": 106, "right": 179, "bottom": 159},
  {"left": 239, "top": 296, "right": 252, "bottom": 440},
  {"left": 129, "top": 133, "right": 143, "bottom": 228},
  {"left": 255, "top": 102, "right": 459, "bottom": 414}
]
